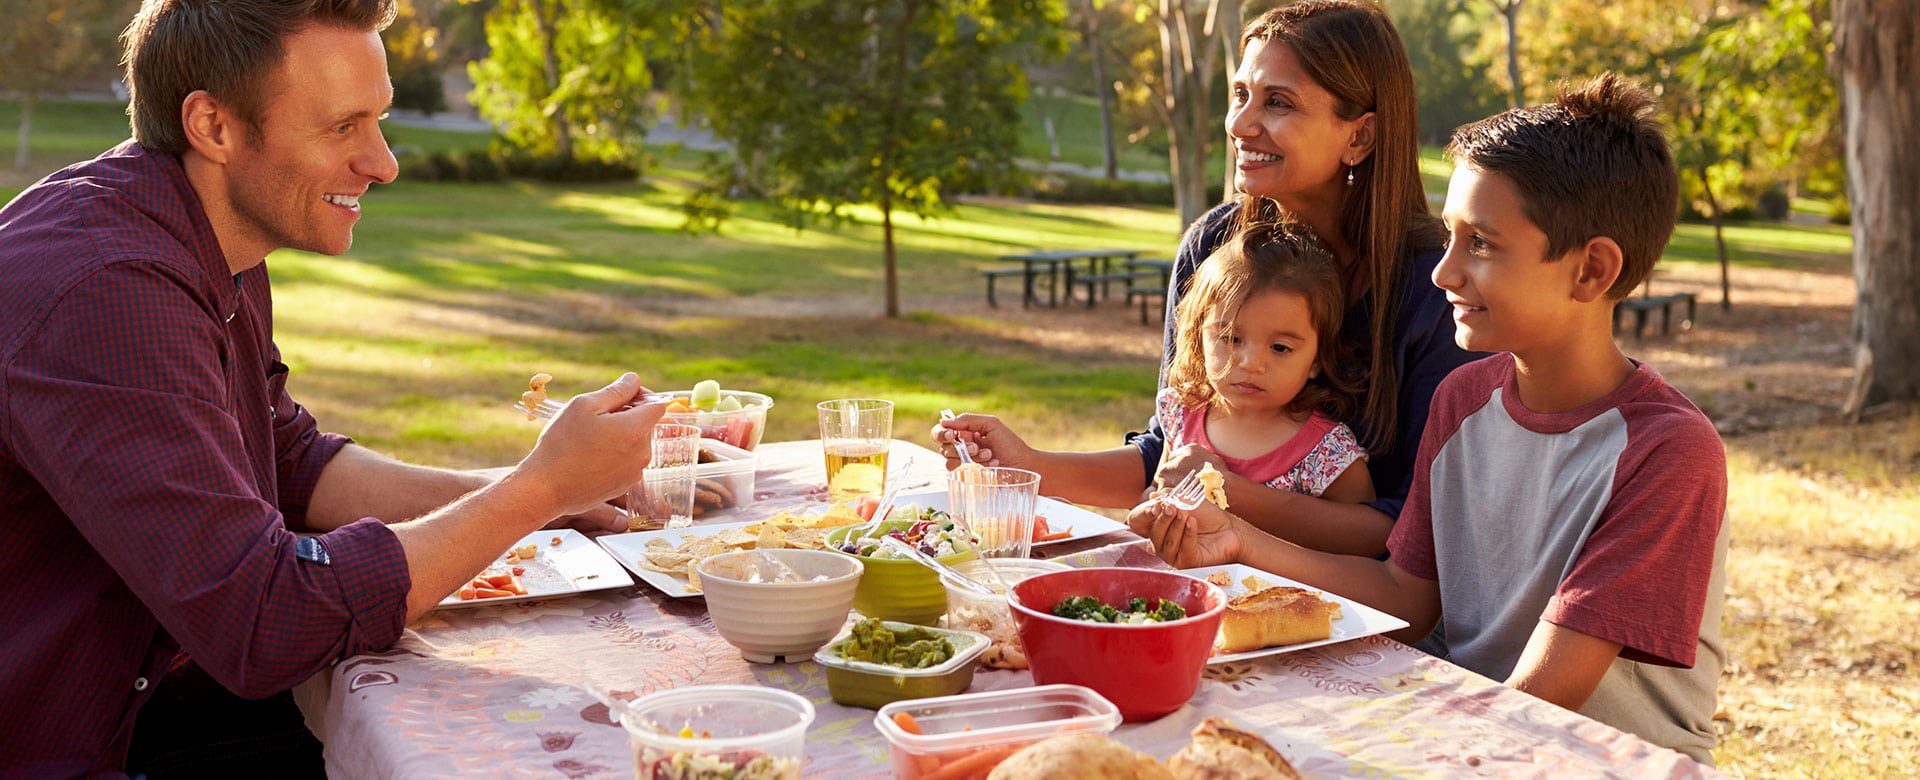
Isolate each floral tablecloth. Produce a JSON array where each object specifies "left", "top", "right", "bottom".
[{"left": 294, "top": 440, "right": 1719, "bottom": 779}]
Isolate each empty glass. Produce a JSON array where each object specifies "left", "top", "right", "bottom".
[
  {"left": 630, "top": 423, "right": 701, "bottom": 530},
  {"left": 947, "top": 466, "right": 1041, "bottom": 558}
]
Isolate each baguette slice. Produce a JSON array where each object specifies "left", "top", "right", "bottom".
[{"left": 1215, "top": 586, "right": 1341, "bottom": 654}]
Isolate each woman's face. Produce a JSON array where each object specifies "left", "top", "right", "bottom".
[{"left": 1227, "top": 38, "right": 1373, "bottom": 207}]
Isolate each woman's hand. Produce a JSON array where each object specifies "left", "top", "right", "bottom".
[
  {"left": 930, "top": 413, "right": 1036, "bottom": 471},
  {"left": 1154, "top": 443, "right": 1228, "bottom": 491},
  {"left": 1132, "top": 497, "right": 1244, "bottom": 568}
]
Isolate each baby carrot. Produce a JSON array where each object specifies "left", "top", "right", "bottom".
[
  {"left": 921, "top": 745, "right": 1018, "bottom": 780},
  {"left": 893, "top": 711, "right": 924, "bottom": 735}
]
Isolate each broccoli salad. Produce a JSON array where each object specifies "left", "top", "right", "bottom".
[{"left": 1051, "top": 595, "right": 1189, "bottom": 624}]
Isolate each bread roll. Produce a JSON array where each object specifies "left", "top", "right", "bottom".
[
  {"left": 1215, "top": 586, "right": 1341, "bottom": 653},
  {"left": 1167, "top": 717, "right": 1301, "bottom": 780},
  {"left": 986, "top": 733, "right": 1173, "bottom": 780}
]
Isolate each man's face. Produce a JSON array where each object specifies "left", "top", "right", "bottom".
[
  {"left": 1432, "top": 162, "right": 1580, "bottom": 356},
  {"left": 225, "top": 24, "right": 397, "bottom": 257}
]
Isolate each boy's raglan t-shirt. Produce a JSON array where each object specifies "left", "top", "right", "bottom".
[{"left": 1386, "top": 354, "right": 1729, "bottom": 764}]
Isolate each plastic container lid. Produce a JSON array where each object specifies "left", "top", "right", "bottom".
[{"left": 872, "top": 684, "right": 1122, "bottom": 755}]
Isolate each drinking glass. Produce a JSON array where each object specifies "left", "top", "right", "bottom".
[
  {"left": 629, "top": 423, "right": 701, "bottom": 530},
  {"left": 947, "top": 466, "right": 1041, "bottom": 558},
  {"left": 816, "top": 399, "right": 893, "bottom": 503}
]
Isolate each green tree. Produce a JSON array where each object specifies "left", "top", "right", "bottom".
[
  {"left": 0, "top": 0, "right": 127, "bottom": 169},
  {"left": 1388, "top": 0, "right": 1504, "bottom": 144},
  {"left": 679, "top": 0, "right": 1065, "bottom": 318},
  {"left": 467, "top": 0, "right": 656, "bottom": 162},
  {"left": 388, "top": 0, "right": 448, "bottom": 116}
]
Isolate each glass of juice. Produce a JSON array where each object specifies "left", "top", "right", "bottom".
[{"left": 817, "top": 399, "right": 893, "bottom": 503}]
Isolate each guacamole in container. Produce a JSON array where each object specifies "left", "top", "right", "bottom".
[{"left": 813, "top": 620, "right": 989, "bottom": 709}]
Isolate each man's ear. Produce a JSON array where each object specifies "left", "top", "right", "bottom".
[
  {"left": 180, "top": 90, "right": 238, "bottom": 165},
  {"left": 1345, "top": 112, "right": 1377, "bottom": 167},
  {"left": 1570, "top": 236, "right": 1625, "bottom": 303}
]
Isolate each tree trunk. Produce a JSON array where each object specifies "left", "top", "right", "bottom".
[
  {"left": 874, "top": 0, "right": 920, "bottom": 319},
  {"left": 13, "top": 90, "right": 32, "bottom": 171},
  {"left": 1214, "top": 0, "right": 1242, "bottom": 203},
  {"left": 882, "top": 188, "right": 900, "bottom": 318},
  {"left": 1084, "top": 0, "right": 1118, "bottom": 180},
  {"left": 1158, "top": 0, "right": 1222, "bottom": 230},
  {"left": 1696, "top": 165, "right": 1732, "bottom": 311},
  {"left": 1834, "top": 0, "right": 1920, "bottom": 416},
  {"left": 1496, "top": 0, "right": 1524, "bottom": 108},
  {"left": 532, "top": 0, "right": 572, "bottom": 160}
]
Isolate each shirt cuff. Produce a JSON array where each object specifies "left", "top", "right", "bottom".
[
  {"left": 1544, "top": 594, "right": 1694, "bottom": 669},
  {"left": 317, "top": 518, "right": 411, "bottom": 653},
  {"left": 280, "top": 431, "right": 353, "bottom": 526}
]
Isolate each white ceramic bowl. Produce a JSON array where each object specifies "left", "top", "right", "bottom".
[{"left": 697, "top": 548, "right": 863, "bottom": 663}]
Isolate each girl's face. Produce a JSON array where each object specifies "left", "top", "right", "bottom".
[
  {"left": 1226, "top": 38, "right": 1373, "bottom": 209},
  {"left": 1202, "top": 288, "right": 1321, "bottom": 416}
]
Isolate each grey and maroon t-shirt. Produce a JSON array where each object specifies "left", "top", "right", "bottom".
[{"left": 1387, "top": 354, "right": 1728, "bottom": 764}]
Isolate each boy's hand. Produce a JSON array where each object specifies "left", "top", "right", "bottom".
[
  {"left": 1137, "top": 497, "right": 1243, "bottom": 568},
  {"left": 1155, "top": 444, "right": 1228, "bottom": 491},
  {"left": 931, "top": 413, "right": 1035, "bottom": 471}
]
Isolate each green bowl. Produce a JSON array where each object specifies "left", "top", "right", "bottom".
[
  {"left": 827, "top": 520, "right": 978, "bottom": 625},
  {"left": 813, "top": 621, "right": 990, "bottom": 709}
]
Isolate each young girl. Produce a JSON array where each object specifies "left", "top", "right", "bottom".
[{"left": 1155, "top": 220, "right": 1373, "bottom": 504}]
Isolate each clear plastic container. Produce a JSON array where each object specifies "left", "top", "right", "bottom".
[
  {"left": 813, "top": 621, "right": 990, "bottom": 709},
  {"left": 652, "top": 390, "right": 773, "bottom": 451},
  {"left": 621, "top": 685, "right": 813, "bottom": 780},
  {"left": 693, "top": 439, "right": 757, "bottom": 516},
  {"left": 941, "top": 558, "right": 1071, "bottom": 669},
  {"left": 872, "top": 684, "right": 1122, "bottom": 779}
]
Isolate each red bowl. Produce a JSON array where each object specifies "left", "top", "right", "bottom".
[{"left": 1008, "top": 567, "right": 1225, "bottom": 722}]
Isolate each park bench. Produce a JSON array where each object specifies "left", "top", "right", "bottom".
[
  {"left": 1613, "top": 284, "right": 1697, "bottom": 339},
  {"left": 1072, "top": 269, "right": 1161, "bottom": 307},
  {"left": 980, "top": 266, "right": 1041, "bottom": 308}
]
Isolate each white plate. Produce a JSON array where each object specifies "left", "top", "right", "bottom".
[
  {"left": 1179, "top": 563, "right": 1411, "bottom": 663},
  {"left": 598, "top": 520, "right": 763, "bottom": 599},
  {"left": 890, "top": 489, "right": 1130, "bottom": 548},
  {"left": 436, "top": 529, "right": 632, "bottom": 609}
]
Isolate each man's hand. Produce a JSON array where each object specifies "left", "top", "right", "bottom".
[
  {"left": 1154, "top": 444, "right": 1227, "bottom": 492},
  {"left": 931, "top": 413, "right": 1036, "bottom": 471},
  {"left": 514, "top": 373, "right": 668, "bottom": 519},
  {"left": 1135, "top": 497, "right": 1244, "bottom": 568}
]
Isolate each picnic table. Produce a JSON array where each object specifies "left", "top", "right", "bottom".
[
  {"left": 293, "top": 440, "right": 1719, "bottom": 779},
  {"left": 985, "top": 249, "right": 1142, "bottom": 308}
]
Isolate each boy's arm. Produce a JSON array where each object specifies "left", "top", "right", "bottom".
[
  {"left": 1217, "top": 473, "right": 1394, "bottom": 556},
  {"left": 1507, "top": 620, "right": 1624, "bottom": 711},
  {"left": 1143, "top": 503, "right": 1440, "bottom": 637}
]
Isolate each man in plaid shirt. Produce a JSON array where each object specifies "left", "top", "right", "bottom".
[{"left": 0, "top": 1, "right": 664, "bottom": 776}]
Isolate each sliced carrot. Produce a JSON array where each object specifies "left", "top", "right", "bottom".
[
  {"left": 922, "top": 745, "right": 1019, "bottom": 780},
  {"left": 893, "top": 711, "right": 924, "bottom": 735},
  {"left": 475, "top": 587, "right": 514, "bottom": 599},
  {"left": 505, "top": 580, "right": 528, "bottom": 596},
  {"left": 1031, "top": 516, "right": 1051, "bottom": 540},
  {"left": 482, "top": 573, "right": 516, "bottom": 589},
  {"left": 457, "top": 586, "right": 478, "bottom": 600},
  {"left": 1034, "top": 531, "right": 1072, "bottom": 542}
]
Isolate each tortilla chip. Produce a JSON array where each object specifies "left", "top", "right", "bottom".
[
  {"left": 756, "top": 523, "right": 789, "bottom": 550},
  {"left": 1241, "top": 575, "right": 1272, "bottom": 592}
]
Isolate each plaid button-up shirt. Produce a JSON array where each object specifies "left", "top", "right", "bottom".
[{"left": 0, "top": 142, "right": 410, "bottom": 777}]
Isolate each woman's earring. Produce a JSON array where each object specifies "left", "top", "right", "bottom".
[{"left": 1346, "top": 166, "right": 1355, "bottom": 187}]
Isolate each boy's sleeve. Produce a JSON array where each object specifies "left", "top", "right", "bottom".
[
  {"left": 1545, "top": 409, "right": 1727, "bottom": 668},
  {"left": 1384, "top": 371, "right": 1480, "bottom": 581}
]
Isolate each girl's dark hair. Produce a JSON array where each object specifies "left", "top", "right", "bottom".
[
  {"left": 1167, "top": 220, "right": 1363, "bottom": 422},
  {"left": 123, "top": 0, "right": 398, "bottom": 154},
  {"left": 1233, "top": 0, "right": 1443, "bottom": 453}
]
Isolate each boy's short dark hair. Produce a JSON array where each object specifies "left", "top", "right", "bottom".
[
  {"left": 1445, "top": 73, "right": 1678, "bottom": 299},
  {"left": 122, "top": 0, "right": 397, "bottom": 155}
]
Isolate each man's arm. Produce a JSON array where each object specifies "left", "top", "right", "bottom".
[
  {"left": 1506, "top": 621, "right": 1624, "bottom": 711},
  {"left": 303, "top": 445, "right": 488, "bottom": 530}
]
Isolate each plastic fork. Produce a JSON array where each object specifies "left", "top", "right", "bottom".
[
  {"left": 1162, "top": 469, "right": 1208, "bottom": 511},
  {"left": 514, "top": 398, "right": 567, "bottom": 420},
  {"left": 938, "top": 409, "right": 976, "bottom": 465}
]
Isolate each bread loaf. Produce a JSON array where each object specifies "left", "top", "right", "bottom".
[{"left": 1215, "top": 586, "right": 1341, "bottom": 653}]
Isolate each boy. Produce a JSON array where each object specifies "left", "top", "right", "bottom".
[{"left": 1134, "top": 73, "right": 1727, "bottom": 765}]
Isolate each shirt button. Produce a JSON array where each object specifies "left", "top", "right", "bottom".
[{"left": 133, "top": 677, "right": 149, "bottom": 692}]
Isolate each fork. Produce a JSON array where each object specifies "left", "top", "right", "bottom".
[
  {"left": 1161, "top": 468, "right": 1208, "bottom": 511},
  {"left": 513, "top": 399, "right": 567, "bottom": 420},
  {"left": 939, "top": 409, "right": 977, "bottom": 466}
]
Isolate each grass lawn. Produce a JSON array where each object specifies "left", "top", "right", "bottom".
[{"left": 5, "top": 96, "right": 1913, "bottom": 776}]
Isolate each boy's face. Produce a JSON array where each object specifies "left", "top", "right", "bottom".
[
  {"left": 1432, "top": 163, "right": 1585, "bottom": 355},
  {"left": 1201, "top": 288, "right": 1320, "bottom": 416}
]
